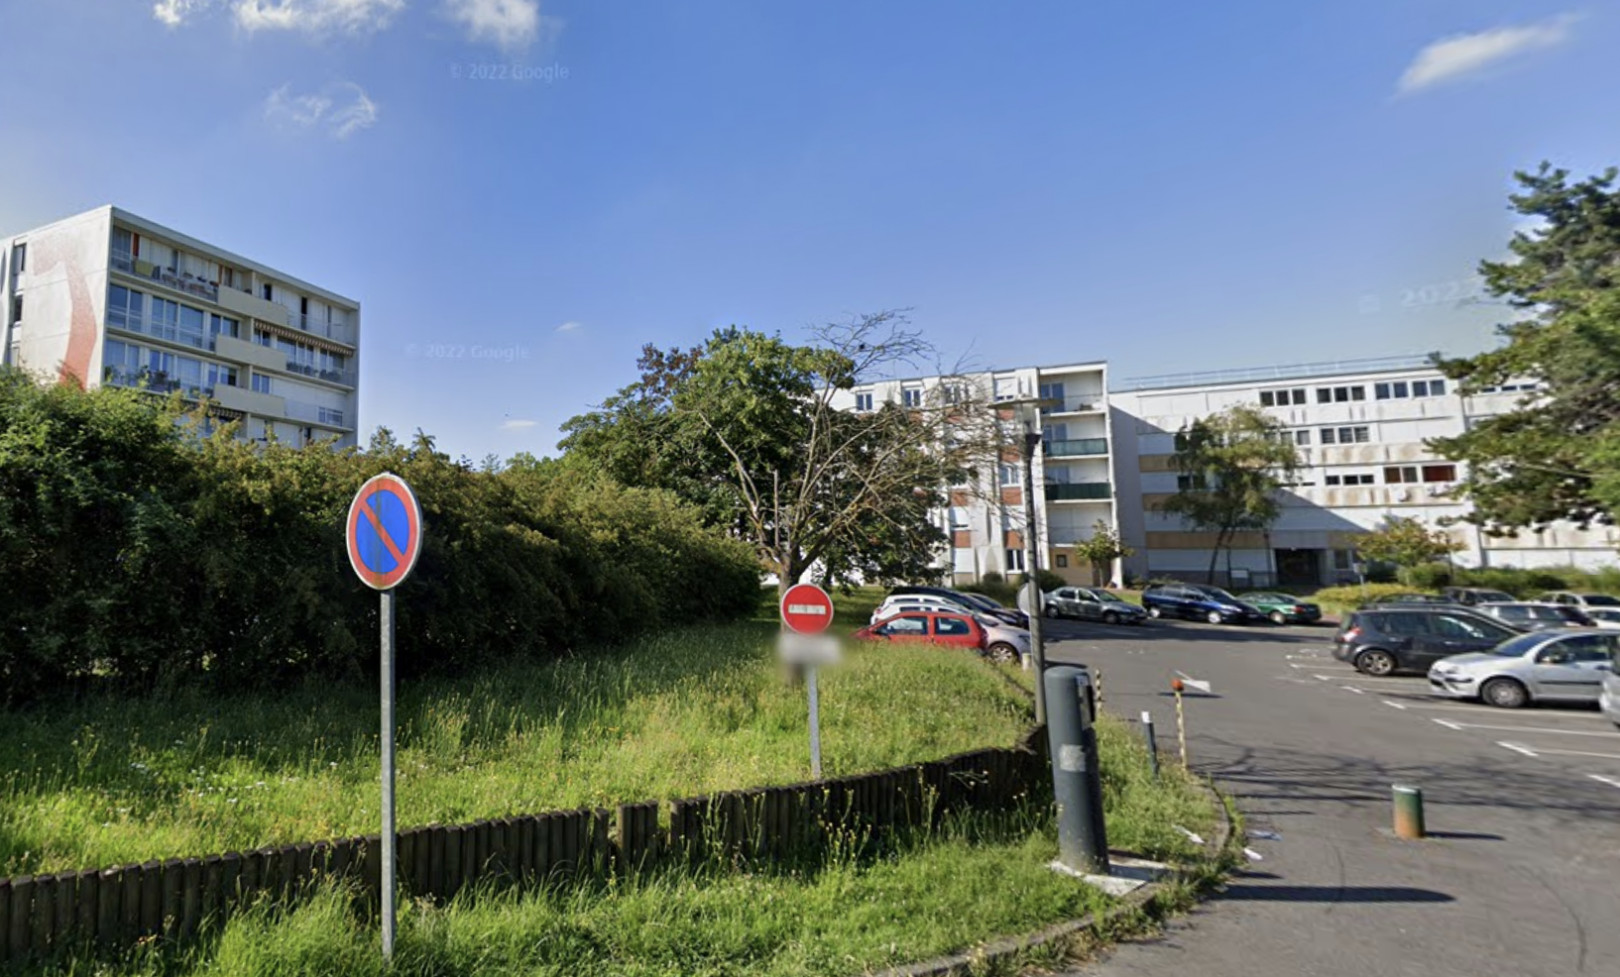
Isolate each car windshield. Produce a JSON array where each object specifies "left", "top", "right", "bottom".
[
  {"left": 1580, "top": 594, "right": 1620, "bottom": 607},
  {"left": 955, "top": 593, "right": 1002, "bottom": 611},
  {"left": 1491, "top": 633, "right": 1553, "bottom": 657}
]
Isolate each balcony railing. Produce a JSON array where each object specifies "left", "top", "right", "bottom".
[
  {"left": 294, "top": 313, "right": 356, "bottom": 346},
  {"left": 107, "top": 312, "right": 211, "bottom": 351},
  {"left": 282, "top": 400, "right": 349, "bottom": 428},
  {"left": 284, "top": 360, "right": 358, "bottom": 388},
  {"left": 1042, "top": 437, "right": 1108, "bottom": 457},
  {"left": 1040, "top": 397, "right": 1104, "bottom": 415},
  {"left": 111, "top": 252, "right": 219, "bottom": 302},
  {"left": 103, "top": 367, "right": 211, "bottom": 400},
  {"left": 1044, "top": 482, "right": 1111, "bottom": 501}
]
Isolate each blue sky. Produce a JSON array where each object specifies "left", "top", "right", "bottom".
[{"left": 2, "top": 1, "right": 1617, "bottom": 461}]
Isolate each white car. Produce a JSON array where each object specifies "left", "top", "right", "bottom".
[
  {"left": 974, "top": 614, "right": 1032, "bottom": 663},
  {"left": 1586, "top": 607, "right": 1620, "bottom": 630},
  {"left": 869, "top": 594, "right": 979, "bottom": 626}
]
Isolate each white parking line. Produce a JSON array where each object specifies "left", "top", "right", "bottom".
[
  {"left": 1497, "top": 741, "right": 1620, "bottom": 761},
  {"left": 1342, "top": 686, "right": 1366, "bottom": 695},
  {"left": 1589, "top": 774, "right": 1620, "bottom": 790},
  {"left": 1382, "top": 700, "right": 1408, "bottom": 710},
  {"left": 1430, "top": 719, "right": 1620, "bottom": 739},
  {"left": 1313, "top": 674, "right": 1417, "bottom": 686}
]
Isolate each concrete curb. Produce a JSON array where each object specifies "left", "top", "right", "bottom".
[{"left": 868, "top": 776, "right": 1238, "bottom": 977}]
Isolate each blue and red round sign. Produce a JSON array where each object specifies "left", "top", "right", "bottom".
[{"left": 347, "top": 473, "right": 424, "bottom": 591}]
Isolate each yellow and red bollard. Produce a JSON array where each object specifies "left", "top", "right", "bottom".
[{"left": 1393, "top": 785, "right": 1426, "bottom": 839}]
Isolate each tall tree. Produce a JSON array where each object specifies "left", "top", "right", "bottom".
[
  {"left": 1432, "top": 164, "right": 1620, "bottom": 534},
  {"left": 1071, "top": 519, "right": 1132, "bottom": 586},
  {"left": 560, "top": 312, "right": 997, "bottom": 593},
  {"left": 1158, "top": 405, "right": 1300, "bottom": 583},
  {"left": 1352, "top": 516, "right": 1464, "bottom": 583}
]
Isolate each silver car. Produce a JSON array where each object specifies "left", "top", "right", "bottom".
[
  {"left": 1472, "top": 601, "right": 1595, "bottom": 631},
  {"left": 1044, "top": 586, "right": 1149, "bottom": 625},
  {"left": 1601, "top": 664, "right": 1620, "bottom": 728},
  {"left": 1428, "top": 628, "right": 1619, "bottom": 708},
  {"left": 974, "top": 615, "right": 1032, "bottom": 664}
]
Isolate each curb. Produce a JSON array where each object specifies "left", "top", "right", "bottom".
[{"left": 869, "top": 776, "right": 1238, "bottom": 977}]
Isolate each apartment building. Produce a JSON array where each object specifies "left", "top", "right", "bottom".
[
  {"left": 0, "top": 206, "right": 359, "bottom": 447},
  {"left": 831, "top": 361, "right": 1123, "bottom": 586},
  {"left": 1110, "top": 356, "right": 1619, "bottom": 587}
]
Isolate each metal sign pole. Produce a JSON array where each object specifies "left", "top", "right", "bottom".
[
  {"left": 807, "top": 664, "right": 823, "bottom": 778},
  {"left": 380, "top": 588, "right": 397, "bottom": 960}
]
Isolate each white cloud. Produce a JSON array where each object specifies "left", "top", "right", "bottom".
[
  {"left": 234, "top": 0, "right": 405, "bottom": 36},
  {"left": 500, "top": 418, "right": 539, "bottom": 430},
  {"left": 554, "top": 320, "right": 582, "bottom": 333},
  {"left": 152, "top": 0, "right": 214, "bottom": 27},
  {"left": 1398, "top": 15, "right": 1577, "bottom": 94},
  {"left": 264, "top": 82, "right": 378, "bottom": 138},
  {"left": 443, "top": 0, "right": 542, "bottom": 50}
]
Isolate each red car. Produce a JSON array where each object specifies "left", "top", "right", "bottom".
[{"left": 853, "top": 611, "right": 988, "bottom": 651}]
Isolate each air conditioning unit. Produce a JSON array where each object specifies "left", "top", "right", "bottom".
[{"left": 1394, "top": 488, "right": 1410, "bottom": 501}]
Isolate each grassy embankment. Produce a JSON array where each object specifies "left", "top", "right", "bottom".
[{"left": 3, "top": 587, "right": 1220, "bottom": 977}]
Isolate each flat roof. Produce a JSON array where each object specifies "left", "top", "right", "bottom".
[{"left": 1111, "top": 354, "right": 1441, "bottom": 393}]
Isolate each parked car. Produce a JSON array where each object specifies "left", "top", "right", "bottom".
[
  {"left": 973, "top": 615, "right": 1033, "bottom": 663},
  {"left": 870, "top": 593, "right": 980, "bottom": 626},
  {"left": 854, "top": 610, "right": 1025, "bottom": 663},
  {"left": 1333, "top": 607, "right": 1521, "bottom": 676},
  {"left": 888, "top": 586, "right": 1029, "bottom": 628},
  {"left": 1538, "top": 591, "right": 1620, "bottom": 609},
  {"left": 1585, "top": 607, "right": 1620, "bottom": 631},
  {"left": 1428, "top": 628, "right": 1619, "bottom": 708},
  {"left": 1441, "top": 586, "right": 1516, "bottom": 606},
  {"left": 1237, "top": 592, "right": 1323, "bottom": 626},
  {"left": 1601, "top": 656, "right": 1620, "bottom": 728},
  {"left": 1472, "top": 601, "right": 1596, "bottom": 631},
  {"left": 1365, "top": 593, "right": 1458, "bottom": 606},
  {"left": 1044, "top": 586, "right": 1149, "bottom": 625},
  {"left": 1140, "top": 583, "right": 1264, "bottom": 625}
]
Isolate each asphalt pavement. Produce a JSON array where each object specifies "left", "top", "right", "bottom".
[{"left": 1036, "top": 614, "right": 1620, "bottom": 977}]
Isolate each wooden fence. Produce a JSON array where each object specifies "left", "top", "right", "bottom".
[{"left": 0, "top": 743, "right": 1044, "bottom": 965}]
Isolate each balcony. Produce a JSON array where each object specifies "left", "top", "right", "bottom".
[
  {"left": 1040, "top": 397, "right": 1104, "bottom": 415},
  {"left": 1045, "top": 482, "right": 1112, "bottom": 501},
  {"left": 103, "top": 367, "right": 209, "bottom": 399},
  {"left": 294, "top": 313, "right": 356, "bottom": 346},
  {"left": 110, "top": 252, "right": 219, "bottom": 303},
  {"left": 1043, "top": 437, "right": 1108, "bottom": 457},
  {"left": 284, "top": 360, "right": 358, "bottom": 388},
  {"left": 107, "top": 312, "right": 210, "bottom": 351},
  {"left": 281, "top": 400, "right": 349, "bottom": 428}
]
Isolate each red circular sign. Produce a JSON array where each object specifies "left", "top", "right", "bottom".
[
  {"left": 346, "top": 473, "right": 424, "bottom": 591},
  {"left": 780, "top": 583, "right": 835, "bottom": 634}
]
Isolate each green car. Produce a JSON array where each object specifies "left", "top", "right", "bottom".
[{"left": 1238, "top": 592, "right": 1323, "bottom": 625}]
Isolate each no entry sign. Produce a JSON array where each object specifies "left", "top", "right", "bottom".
[
  {"left": 347, "top": 473, "right": 423, "bottom": 591},
  {"left": 780, "top": 583, "right": 835, "bottom": 634}
]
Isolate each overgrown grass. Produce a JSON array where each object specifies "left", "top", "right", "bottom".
[
  {"left": 2, "top": 589, "right": 1033, "bottom": 876},
  {"left": 21, "top": 717, "right": 1218, "bottom": 977}
]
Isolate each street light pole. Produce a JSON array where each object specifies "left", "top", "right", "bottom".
[{"left": 1022, "top": 425, "right": 1047, "bottom": 726}]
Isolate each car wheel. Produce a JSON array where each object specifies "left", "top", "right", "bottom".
[
  {"left": 986, "top": 642, "right": 1019, "bottom": 664},
  {"left": 1205, "top": 610, "right": 1224, "bottom": 625},
  {"left": 1102, "top": 611, "right": 1120, "bottom": 626},
  {"left": 1481, "top": 677, "right": 1530, "bottom": 709},
  {"left": 1355, "top": 649, "right": 1397, "bottom": 677},
  {"left": 1147, "top": 605, "right": 1162, "bottom": 619},
  {"left": 1269, "top": 611, "right": 1287, "bottom": 626},
  {"left": 1045, "top": 605, "right": 1059, "bottom": 618}
]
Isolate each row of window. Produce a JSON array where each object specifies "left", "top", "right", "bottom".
[
  {"left": 108, "top": 285, "right": 239, "bottom": 349},
  {"left": 1322, "top": 464, "right": 1456, "bottom": 486},
  {"left": 104, "top": 339, "right": 236, "bottom": 395},
  {"left": 1259, "top": 378, "right": 1448, "bottom": 408}
]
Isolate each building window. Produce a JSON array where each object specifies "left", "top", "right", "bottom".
[
  {"left": 251, "top": 374, "right": 272, "bottom": 395},
  {"left": 949, "top": 506, "right": 969, "bottom": 530},
  {"left": 1333, "top": 549, "right": 1355, "bottom": 570},
  {"left": 1055, "top": 554, "right": 1069, "bottom": 568},
  {"left": 1384, "top": 466, "right": 1418, "bottom": 484},
  {"left": 941, "top": 383, "right": 967, "bottom": 405},
  {"left": 262, "top": 283, "right": 273, "bottom": 301},
  {"left": 999, "top": 463, "right": 1019, "bottom": 486},
  {"left": 1413, "top": 379, "right": 1446, "bottom": 397},
  {"left": 318, "top": 407, "right": 344, "bottom": 426},
  {"left": 107, "top": 285, "right": 144, "bottom": 329},
  {"left": 1006, "top": 549, "right": 1026, "bottom": 573},
  {"left": 10, "top": 294, "right": 21, "bottom": 325},
  {"left": 1325, "top": 473, "right": 1374, "bottom": 486},
  {"left": 1176, "top": 473, "right": 1208, "bottom": 491},
  {"left": 1317, "top": 385, "right": 1365, "bottom": 403},
  {"left": 1294, "top": 430, "right": 1311, "bottom": 446},
  {"left": 207, "top": 363, "right": 237, "bottom": 390},
  {"left": 1039, "top": 381, "right": 1065, "bottom": 412},
  {"left": 210, "top": 314, "right": 239, "bottom": 339},
  {"left": 902, "top": 387, "right": 923, "bottom": 407},
  {"left": 854, "top": 391, "right": 874, "bottom": 411},
  {"left": 1422, "top": 464, "right": 1457, "bottom": 483},
  {"left": 1319, "top": 425, "right": 1370, "bottom": 444},
  {"left": 10, "top": 243, "right": 24, "bottom": 274}
]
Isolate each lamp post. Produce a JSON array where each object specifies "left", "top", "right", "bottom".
[{"left": 1002, "top": 398, "right": 1051, "bottom": 726}]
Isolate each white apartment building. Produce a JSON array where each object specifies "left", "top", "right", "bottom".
[
  {"left": 1111, "top": 356, "right": 1619, "bottom": 587},
  {"left": 832, "top": 361, "right": 1123, "bottom": 586},
  {"left": 1, "top": 206, "right": 360, "bottom": 447}
]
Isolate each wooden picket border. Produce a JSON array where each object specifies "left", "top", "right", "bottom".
[{"left": 0, "top": 742, "right": 1045, "bottom": 965}]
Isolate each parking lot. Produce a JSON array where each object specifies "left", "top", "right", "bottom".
[{"left": 1043, "top": 616, "right": 1620, "bottom": 977}]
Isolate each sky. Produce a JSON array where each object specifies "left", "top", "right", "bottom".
[{"left": 2, "top": 1, "right": 1617, "bottom": 461}]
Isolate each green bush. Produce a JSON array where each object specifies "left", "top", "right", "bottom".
[
  {"left": 1017, "top": 569, "right": 1067, "bottom": 593},
  {"left": 959, "top": 574, "right": 1017, "bottom": 605},
  {"left": 0, "top": 372, "right": 762, "bottom": 705},
  {"left": 1453, "top": 566, "right": 1574, "bottom": 598},
  {"left": 1311, "top": 582, "right": 1434, "bottom": 610},
  {"left": 1402, "top": 563, "right": 1453, "bottom": 590}
]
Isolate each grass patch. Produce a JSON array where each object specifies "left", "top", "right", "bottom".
[
  {"left": 2, "top": 589, "right": 1033, "bottom": 876},
  {"left": 19, "top": 717, "right": 1218, "bottom": 977}
]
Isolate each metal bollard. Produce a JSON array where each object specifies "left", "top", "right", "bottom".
[
  {"left": 1140, "top": 710, "right": 1160, "bottom": 779},
  {"left": 1393, "top": 785, "right": 1426, "bottom": 839},
  {"left": 1044, "top": 666, "right": 1110, "bottom": 874}
]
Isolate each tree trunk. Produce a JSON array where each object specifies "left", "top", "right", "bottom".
[{"left": 1206, "top": 528, "right": 1229, "bottom": 586}]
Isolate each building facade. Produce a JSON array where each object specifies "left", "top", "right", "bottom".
[
  {"left": 1111, "top": 356, "right": 1619, "bottom": 586},
  {"left": 831, "top": 361, "right": 1123, "bottom": 587},
  {"left": 1, "top": 206, "right": 359, "bottom": 447}
]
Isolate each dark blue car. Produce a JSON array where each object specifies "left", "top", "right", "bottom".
[{"left": 1141, "top": 583, "right": 1265, "bottom": 625}]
